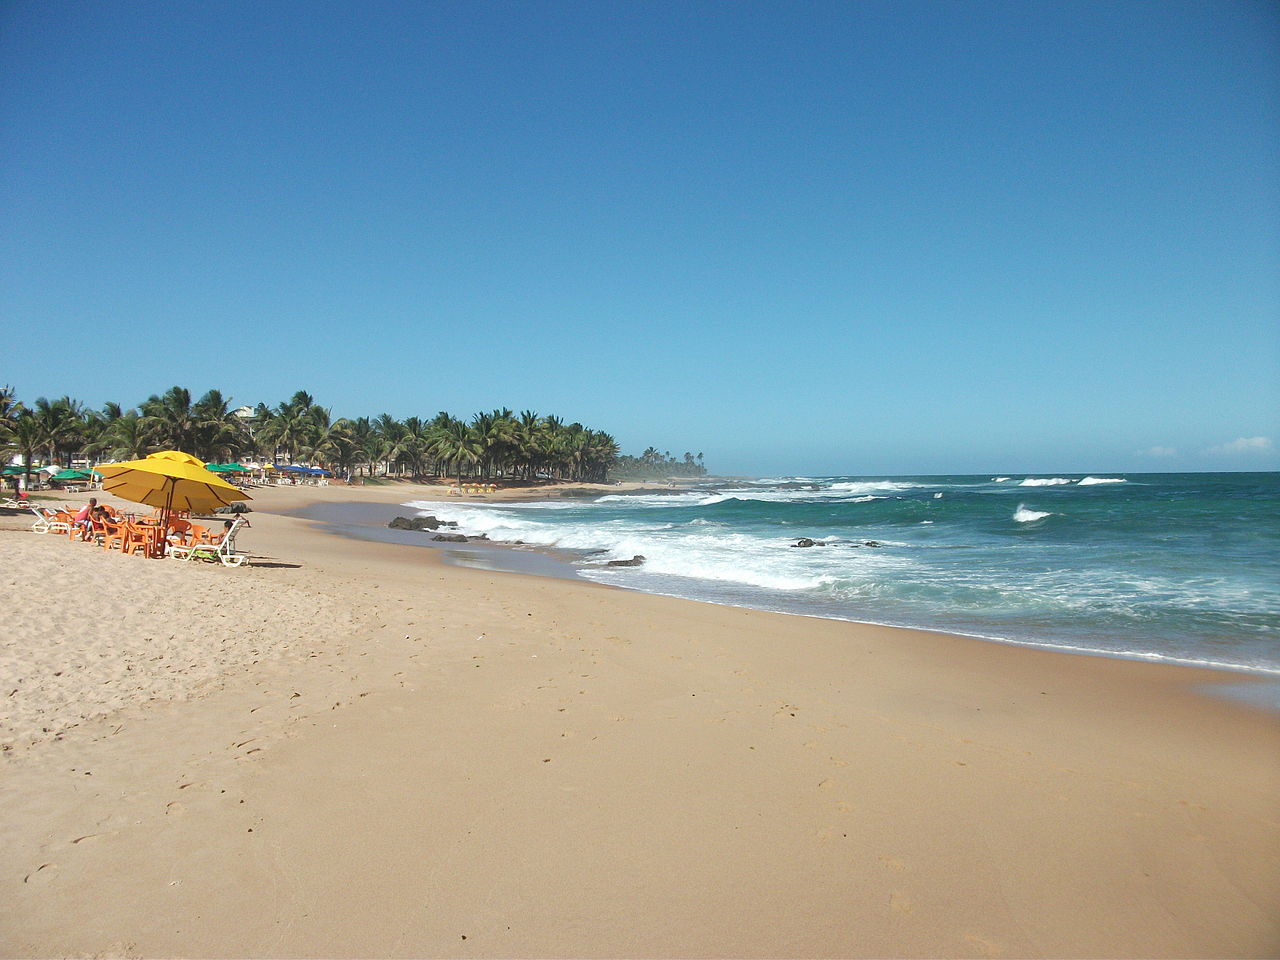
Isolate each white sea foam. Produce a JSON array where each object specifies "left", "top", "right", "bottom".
[
  {"left": 1019, "top": 478, "right": 1074, "bottom": 486},
  {"left": 595, "top": 492, "right": 709, "bottom": 507},
  {"left": 828, "top": 481, "right": 924, "bottom": 494},
  {"left": 691, "top": 487, "right": 895, "bottom": 506},
  {"left": 1013, "top": 504, "right": 1053, "bottom": 523},
  {"left": 993, "top": 477, "right": 1011, "bottom": 482},
  {"left": 404, "top": 498, "right": 904, "bottom": 595},
  {"left": 1078, "top": 476, "right": 1127, "bottom": 485}
]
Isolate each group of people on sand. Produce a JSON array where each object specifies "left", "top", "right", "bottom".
[{"left": 60, "top": 496, "right": 236, "bottom": 546}]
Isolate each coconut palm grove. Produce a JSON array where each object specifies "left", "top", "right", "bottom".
[{"left": 0, "top": 385, "right": 708, "bottom": 484}]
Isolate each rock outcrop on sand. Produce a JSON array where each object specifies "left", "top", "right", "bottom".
[{"left": 606, "top": 555, "right": 646, "bottom": 566}]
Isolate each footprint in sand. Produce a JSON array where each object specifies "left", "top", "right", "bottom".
[
  {"left": 23, "top": 862, "right": 56, "bottom": 884},
  {"left": 964, "top": 933, "right": 1004, "bottom": 957}
]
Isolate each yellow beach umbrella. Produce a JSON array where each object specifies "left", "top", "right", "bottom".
[{"left": 96, "top": 451, "right": 252, "bottom": 554}]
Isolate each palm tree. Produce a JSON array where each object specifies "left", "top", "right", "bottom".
[
  {"left": 33, "top": 396, "right": 85, "bottom": 467},
  {"left": 470, "top": 409, "right": 517, "bottom": 479},
  {"left": 98, "top": 410, "right": 149, "bottom": 462},
  {"left": 9, "top": 411, "right": 43, "bottom": 490},
  {"left": 395, "top": 416, "right": 432, "bottom": 477},
  {"left": 344, "top": 417, "right": 387, "bottom": 479},
  {"left": 585, "top": 430, "right": 620, "bottom": 482},
  {"left": 141, "top": 387, "right": 198, "bottom": 452},
  {"left": 244, "top": 402, "right": 274, "bottom": 461},
  {"left": 0, "top": 384, "right": 20, "bottom": 436},
  {"left": 512, "top": 410, "right": 544, "bottom": 480},
  {"left": 284, "top": 390, "right": 317, "bottom": 416},
  {"left": 306, "top": 412, "right": 354, "bottom": 472},
  {"left": 0, "top": 385, "right": 23, "bottom": 475},
  {"left": 325, "top": 419, "right": 363, "bottom": 480},
  {"left": 430, "top": 416, "right": 480, "bottom": 484},
  {"left": 373, "top": 414, "right": 405, "bottom": 477},
  {"left": 267, "top": 407, "right": 310, "bottom": 463},
  {"left": 192, "top": 389, "right": 250, "bottom": 462}
]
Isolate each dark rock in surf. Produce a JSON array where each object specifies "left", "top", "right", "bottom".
[
  {"left": 606, "top": 555, "right": 646, "bottom": 567},
  {"left": 793, "top": 538, "right": 826, "bottom": 548},
  {"left": 389, "top": 515, "right": 457, "bottom": 531}
]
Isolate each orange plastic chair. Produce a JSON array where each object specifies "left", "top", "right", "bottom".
[
  {"left": 45, "top": 510, "right": 76, "bottom": 537},
  {"left": 166, "top": 518, "right": 194, "bottom": 546},
  {"left": 101, "top": 519, "right": 127, "bottom": 551},
  {"left": 122, "top": 522, "right": 161, "bottom": 557},
  {"left": 84, "top": 515, "right": 108, "bottom": 545}
]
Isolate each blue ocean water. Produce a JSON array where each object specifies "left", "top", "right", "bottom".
[{"left": 404, "top": 473, "right": 1280, "bottom": 676}]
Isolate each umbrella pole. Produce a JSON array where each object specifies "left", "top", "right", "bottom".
[{"left": 158, "top": 482, "right": 175, "bottom": 558}]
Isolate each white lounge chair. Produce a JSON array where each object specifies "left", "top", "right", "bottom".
[
  {"left": 30, "top": 505, "right": 72, "bottom": 535},
  {"left": 28, "top": 504, "right": 51, "bottom": 533},
  {"left": 170, "top": 514, "right": 251, "bottom": 567}
]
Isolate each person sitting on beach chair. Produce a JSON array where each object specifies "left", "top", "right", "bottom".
[
  {"left": 71, "top": 498, "right": 98, "bottom": 540},
  {"left": 170, "top": 515, "right": 251, "bottom": 566}
]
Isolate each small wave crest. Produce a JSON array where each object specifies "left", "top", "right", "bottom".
[
  {"left": 1014, "top": 504, "right": 1053, "bottom": 523},
  {"left": 1019, "top": 478, "right": 1074, "bottom": 487},
  {"left": 1078, "top": 476, "right": 1127, "bottom": 485},
  {"left": 828, "top": 480, "right": 924, "bottom": 494}
]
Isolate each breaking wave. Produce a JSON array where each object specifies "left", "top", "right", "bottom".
[{"left": 1013, "top": 504, "right": 1053, "bottom": 523}]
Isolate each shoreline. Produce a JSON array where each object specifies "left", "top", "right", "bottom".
[
  {"left": 3, "top": 482, "right": 1278, "bottom": 956},
  {"left": 288, "top": 490, "right": 1280, "bottom": 701}
]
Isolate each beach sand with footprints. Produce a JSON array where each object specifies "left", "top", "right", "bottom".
[{"left": 2, "top": 483, "right": 1277, "bottom": 957}]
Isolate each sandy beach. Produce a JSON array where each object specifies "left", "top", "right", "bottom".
[{"left": 2, "top": 483, "right": 1278, "bottom": 958}]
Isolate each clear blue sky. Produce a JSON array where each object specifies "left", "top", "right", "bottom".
[{"left": 2, "top": 0, "right": 1277, "bottom": 476}]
